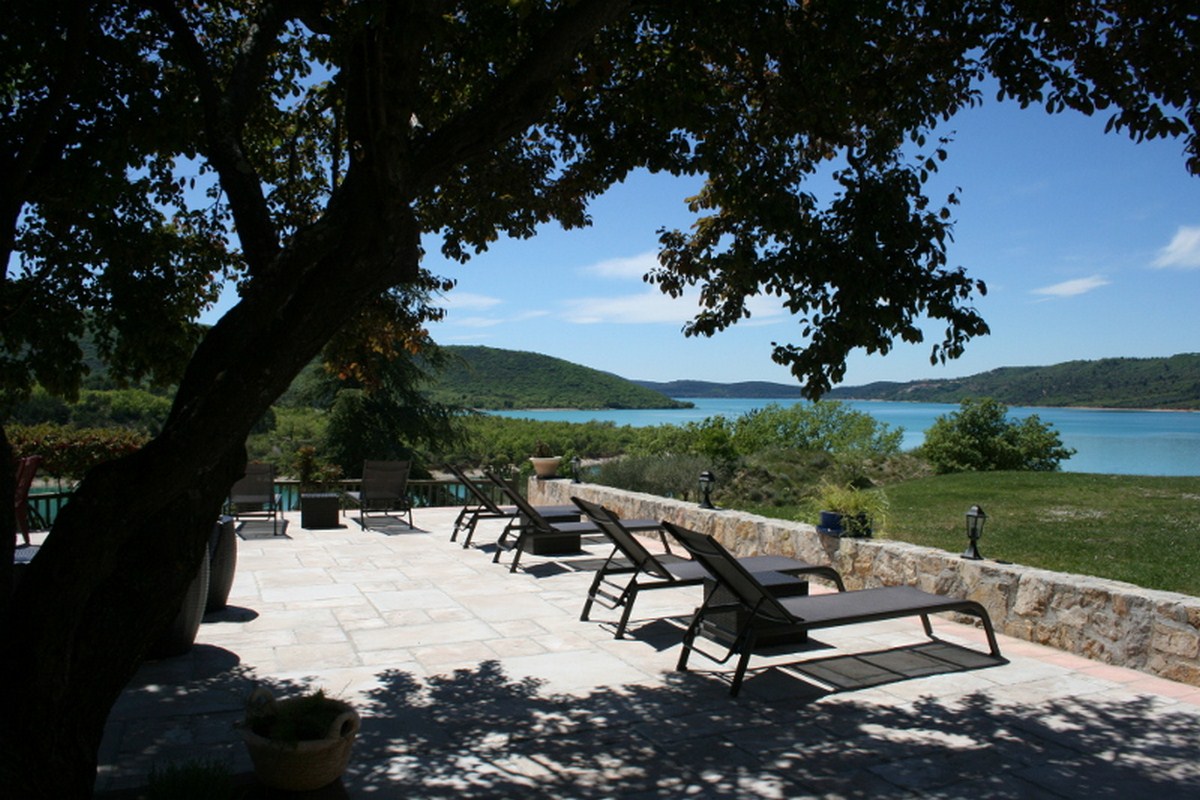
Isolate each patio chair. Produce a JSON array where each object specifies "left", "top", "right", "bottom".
[
  {"left": 663, "top": 520, "right": 1002, "bottom": 696},
  {"left": 13, "top": 454, "right": 44, "bottom": 546},
  {"left": 486, "top": 473, "right": 665, "bottom": 573},
  {"left": 445, "top": 463, "right": 578, "bottom": 547},
  {"left": 572, "top": 497, "right": 845, "bottom": 638},
  {"left": 228, "top": 462, "right": 283, "bottom": 535},
  {"left": 346, "top": 459, "right": 413, "bottom": 529}
]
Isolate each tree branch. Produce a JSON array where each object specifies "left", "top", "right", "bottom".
[
  {"left": 412, "top": 0, "right": 632, "bottom": 187},
  {"left": 147, "top": 0, "right": 293, "bottom": 273}
]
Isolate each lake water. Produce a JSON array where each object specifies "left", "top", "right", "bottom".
[{"left": 492, "top": 398, "right": 1200, "bottom": 477}]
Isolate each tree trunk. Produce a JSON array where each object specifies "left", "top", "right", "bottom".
[{"left": 0, "top": 187, "right": 421, "bottom": 796}]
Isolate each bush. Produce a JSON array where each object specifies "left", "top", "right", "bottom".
[
  {"left": 921, "top": 397, "right": 1075, "bottom": 474},
  {"left": 8, "top": 423, "right": 149, "bottom": 481},
  {"left": 730, "top": 401, "right": 904, "bottom": 457},
  {"left": 593, "top": 453, "right": 714, "bottom": 501},
  {"left": 811, "top": 481, "right": 890, "bottom": 535}
]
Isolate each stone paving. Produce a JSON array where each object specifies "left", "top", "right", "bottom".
[{"left": 95, "top": 506, "right": 1200, "bottom": 798}]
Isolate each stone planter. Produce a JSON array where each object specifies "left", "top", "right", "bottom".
[{"left": 529, "top": 456, "right": 562, "bottom": 479}]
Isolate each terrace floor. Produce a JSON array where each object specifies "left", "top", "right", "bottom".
[{"left": 95, "top": 505, "right": 1200, "bottom": 798}]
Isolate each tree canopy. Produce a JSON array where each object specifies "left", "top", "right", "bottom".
[{"left": 2, "top": 2, "right": 1197, "bottom": 796}]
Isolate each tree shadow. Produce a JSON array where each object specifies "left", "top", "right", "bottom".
[
  {"left": 343, "top": 661, "right": 1200, "bottom": 798},
  {"left": 101, "top": 650, "right": 1200, "bottom": 798},
  {"left": 236, "top": 520, "right": 290, "bottom": 540}
]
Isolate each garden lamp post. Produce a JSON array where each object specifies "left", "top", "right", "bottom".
[
  {"left": 698, "top": 470, "right": 715, "bottom": 509},
  {"left": 571, "top": 455, "right": 582, "bottom": 483},
  {"left": 961, "top": 505, "right": 987, "bottom": 560}
]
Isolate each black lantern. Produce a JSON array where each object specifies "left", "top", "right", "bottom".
[
  {"left": 571, "top": 455, "right": 582, "bottom": 483},
  {"left": 698, "top": 470, "right": 716, "bottom": 509},
  {"left": 961, "top": 505, "right": 987, "bottom": 560}
]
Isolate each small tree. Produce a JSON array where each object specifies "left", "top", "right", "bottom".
[
  {"left": 922, "top": 398, "right": 1074, "bottom": 473},
  {"left": 731, "top": 401, "right": 904, "bottom": 458}
]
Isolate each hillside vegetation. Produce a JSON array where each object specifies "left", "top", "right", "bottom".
[
  {"left": 633, "top": 379, "right": 806, "bottom": 398},
  {"left": 825, "top": 354, "right": 1200, "bottom": 409},
  {"left": 427, "top": 346, "right": 692, "bottom": 410}
]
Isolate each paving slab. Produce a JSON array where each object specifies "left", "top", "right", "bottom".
[{"left": 94, "top": 506, "right": 1200, "bottom": 798}]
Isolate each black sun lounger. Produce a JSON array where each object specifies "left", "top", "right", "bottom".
[
  {"left": 445, "top": 464, "right": 578, "bottom": 547},
  {"left": 487, "top": 474, "right": 665, "bottom": 573},
  {"left": 572, "top": 496, "right": 845, "bottom": 638},
  {"left": 663, "top": 521, "right": 1003, "bottom": 696}
]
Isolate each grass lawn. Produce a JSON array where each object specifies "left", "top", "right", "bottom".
[{"left": 737, "top": 471, "right": 1200, "bottom": 597}]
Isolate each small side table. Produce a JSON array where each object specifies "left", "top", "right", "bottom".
[{"left": 300, "top": 493, "right": 341, "bottom": 529}]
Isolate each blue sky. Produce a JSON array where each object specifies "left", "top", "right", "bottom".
[
  {"left": 202, "top": 97, "right": 1199, "bottom": 389},
  {"left": 419, "top": 99, "right": 1200, "bottom": 388}
]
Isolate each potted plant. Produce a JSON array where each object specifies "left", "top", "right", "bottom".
[
  {"left": 240, "top": 687, "right": 360, "bottom": 792},
  {"left": 529, "top": 441, "right": 562, "bottom": 479},
  {"left": 813, "top": 482, "right": 888, "bottom": 538},
  {"left": 294, "top": 446, "right": 344, "bottom": 528}
]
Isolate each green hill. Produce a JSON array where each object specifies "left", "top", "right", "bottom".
[
  {"left": 632, "top": 379, "right": 806, "bottom": 398},
  {"left": 825, "top": 354, "right": 1200, "bottom": 410},
  {"left": 429, "top": 346, "right": 693, "bottom": 410}
]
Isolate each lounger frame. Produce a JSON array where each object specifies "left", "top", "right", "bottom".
[
  {"left": 573, "top": 497, "right": 845, "bottom": 638},
  {"left": 663, "top": 521, "right": 1002, "bottom": 696}
]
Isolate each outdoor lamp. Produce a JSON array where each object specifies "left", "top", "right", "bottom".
[
  {"left": 698, "top": 470, "right": 716, "bottom": 509},
  {"left": 961, "top": 504, "right": 987, "bottom": 560},
  {"left": 571, "top": 455, "right": 582, "bottom": 483}
]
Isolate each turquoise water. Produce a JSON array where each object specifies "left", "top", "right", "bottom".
[{"left": 492, "top": 398, "right": 1200, "bottom": 477}]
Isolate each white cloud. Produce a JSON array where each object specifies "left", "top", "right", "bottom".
[
  {"left": 582, "top": 250, "right": 661, "bottom": 280},
  {"left": 1031, "top": 275, "right": 1111, "bottom": 299},
  {"left": 1152, "top": 225, "right": 1200, "bottom": 269},
  {"left": 563, "top": 288, "right": 700, "bottom": 324},
  {"left": 453, "top": 309, "right": 550, "bottom": 328},
  {"left": 454, "top": 315, "right": 506, "bottom": 329},
  {"left": 562, "top": 288, "right": 787, "bottom": 326},
  {"left": 438, "top": 291, "right": 502, "bottom": 310}
]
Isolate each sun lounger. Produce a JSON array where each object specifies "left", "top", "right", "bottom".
[
  {"left": 445, "top": 464, "right": 577, "bottom": 547},
  {"left": 572, "top": 496, "right": 845, "bottom": 638},
  {"left": 486, "top": 473, "right": 665, "bottom": 573},
  {"left": 663, "top": 520, "right": 1002, "bottom": 696}
]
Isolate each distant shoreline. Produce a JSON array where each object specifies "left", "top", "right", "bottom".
[
  {"left": 484, "top": 398, "right": 1200, "bottom": 414},
  {"left": 830, "top": 397, "right": 1200, "bottom": 414}
]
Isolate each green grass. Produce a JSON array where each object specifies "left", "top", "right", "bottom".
[{"left": 734, "top": 471, "right": 1200, "bottom": 597}]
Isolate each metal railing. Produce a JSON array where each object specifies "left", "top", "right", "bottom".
[
  {"left": 21, "top": 478, "right": 515, "bottom": 531},
  {"left": 276, "top": 477, "right": 509, "bottom": 511}
]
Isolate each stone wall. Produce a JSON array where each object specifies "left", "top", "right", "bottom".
[{"left": 530, "top": 478, "right": 1200, "bottom": 687}]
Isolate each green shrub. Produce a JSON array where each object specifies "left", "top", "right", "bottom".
[
  {"left": 593, "top": 453, "right": 714, "bottom": 500},
  {"left": 731, "top": 401, "right": 903, "bottom": 457},
  {"left": 8, "top": 423, "right": 149, "bottom": 481},
  {"left": 921, "top": 397, "right": 1075, "bottom": 474},
  {"left": 69, "top": 388, "right": 172, "bottom": 433},
  {"left": 811, "top": 481, "right": 890, "bottom": 535}
]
